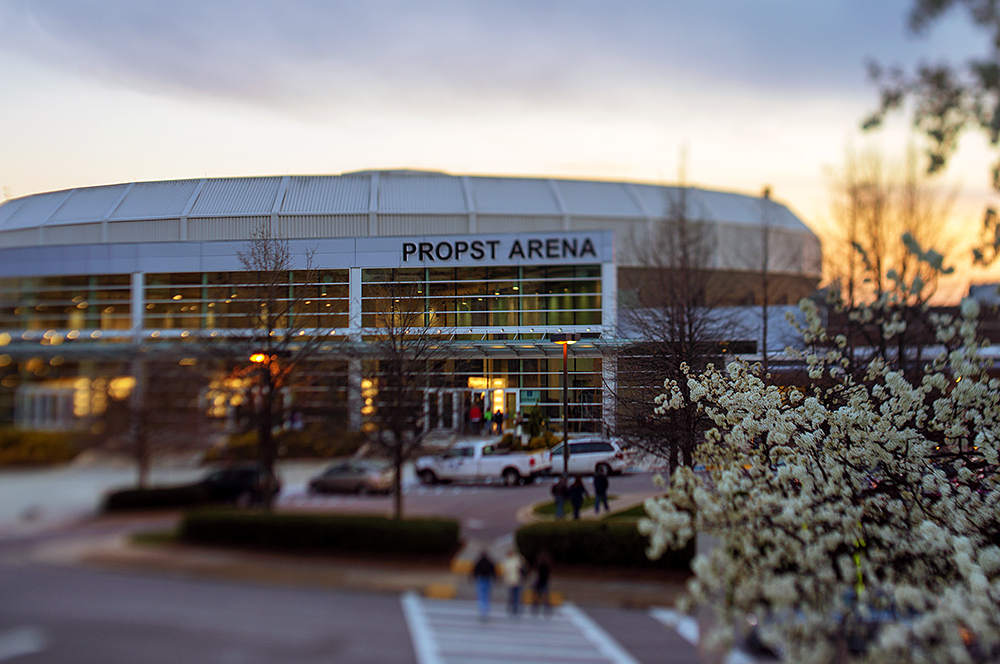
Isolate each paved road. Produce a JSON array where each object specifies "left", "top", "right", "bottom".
[{"left": 0, "top": 562, "right": 699, "bottom": 664}]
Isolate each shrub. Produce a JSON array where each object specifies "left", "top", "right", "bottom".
[
  {"left": 0, "top": 429, "right": 80, "bottom": 466},
  {"left": 515, "top": 521, "right": 693, "bottom": 571},
  {"left": 527, "top": 430, "right": 561, "bottom": 450},
  {"left": 180, "top": 509, "right": 461, "bottom": 558},
  {"left": 103, "top": 485, "right": 211, "bottom": 512},
  {"left": 204, "top": 425, "right": 366, "bottom": 462}
]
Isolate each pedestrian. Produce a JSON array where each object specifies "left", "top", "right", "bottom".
[
  {"left": 471, "top": 551, "right": 497, "bottom": 621},
  {"left": 531, "top": 549, "right": 553, "bottom": 616},
  {"left": 501, "top": 547, "right": 527, "bottom": 616},
  {"left": 493, "top": 408, "right": 505, "bottom": 435},
  {"left": 593, "top": 468, "right": 610, "bottom": 513},
  {"left": 551, "top": 476, "right": 568, "bottom": 520},
  {"left": 568, "top": 476, "right": 588, "bottom": 520},
  {"left": 469, "top": 403, "right": 482, "bottom": 435},
  {"left": 483, "top": 408, "right": 493, "bottom": 435}
]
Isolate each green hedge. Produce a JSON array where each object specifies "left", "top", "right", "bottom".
[
  {"left": 103, "top": 485, "right": 211, "bottom": 512},
  {"left": 0, "top": 429, "right": 80, "bottom": 466},
  {"left": 204, "top": 426, "right": 367, "bottom": 462},
  {"left": 180, "top": 509, "right": 461, "bottom": 557},
  {"left": 515, "top": 521, "right": 693, "bottom": 571}
]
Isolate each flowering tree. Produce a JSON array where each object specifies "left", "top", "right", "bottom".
[{"left": 640, "top": 275, "right": 1000, "bottom": 661}]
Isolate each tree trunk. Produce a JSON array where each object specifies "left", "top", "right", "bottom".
[
  {"left": 257, "top": 385, "right": 277, "bottom": 511},
  {"left": 392, "top": 435, "right": 404, "bottom": 519}
]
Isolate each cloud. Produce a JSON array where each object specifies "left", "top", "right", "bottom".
[{"left": 0, "top": 0, "right": 987, "bottom": 115}]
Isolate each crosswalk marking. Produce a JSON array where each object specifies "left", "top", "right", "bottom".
[
  {"left": 649, "top": 608, "right": 762, "bottom": 664},
  {"left": 402, "top": 592, "right": 639, "bottom": 664},
  {"left": 0, "top": 627, "right": 46, "bottom": 662},
  {"left": 648, "top": 608, "right": 699, "bottom": 645}
]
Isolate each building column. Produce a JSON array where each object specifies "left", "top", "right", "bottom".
[
  {"left": 130, "top": 272, "right": 145, "bottom": 339},
  {"left": 348, "top": 358, "right": 362, "bottom": 432},
  {"left": 601, "top": 261, "right": 617, "bottom": 339},
  {"left": 348, "top": 267, "right": 362, "bottom": 341},
  {"left": 602, "top": 353, "right": 617, "bottom": 437}
]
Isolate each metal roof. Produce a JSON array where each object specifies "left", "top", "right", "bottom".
[
  {"left": 0, "top": 171, "right": 821, "bottom": 279},
  {"left": 0, "top": 171, "right": 814, "bottom": 232}
]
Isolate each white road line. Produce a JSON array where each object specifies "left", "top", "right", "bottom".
[
  {"left": 649, "top": 608, "right": 763, "bottom": 664},
  {"left": 0, "top": 627, "right": 46, "bottom": 662},
  {"left": 561, "top": 603, "right": 641, "bottom": 664},
  {"left": 402, "top": 592, "right": 444, "bottom": 664},
  {"left": 404, "top": 594, "right": 639, "bottom": 664},
  {"left": 648, "top": 608, "right": 699, "bottom": 645}
]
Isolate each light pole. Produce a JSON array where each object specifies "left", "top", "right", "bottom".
[{"left": 550, "top": 332, "right": 580, "bottom": 478}]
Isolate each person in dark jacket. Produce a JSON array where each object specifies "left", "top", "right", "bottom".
[
  {"left": 593, "top": 469, "right": 610, "bottom": 513},
  {"left": 471, "top": 551, "right": 497, "bottom": 621},
  {"left": 568, "top": 476, "right": 588, "bottom": 520},
  {"left": 531, "top": 549, "right": 554, "bottom": 616},
  {"left": 551, "top": 476, "right": 568, "bottom": 520}
]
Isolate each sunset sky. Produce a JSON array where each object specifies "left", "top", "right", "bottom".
[{"left": 0, "top": 0, "right": 996, "bottom": 297}]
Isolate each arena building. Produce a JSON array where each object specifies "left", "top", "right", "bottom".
[{"left": 0, "top": 171, "right": 821, "bottom": 436}]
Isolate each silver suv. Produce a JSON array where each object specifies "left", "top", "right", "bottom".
[{"left": 546, "top": 439, "right": 627, "bottom": 476}]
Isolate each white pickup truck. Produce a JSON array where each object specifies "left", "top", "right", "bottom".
[{"left": 415, "top": 441, "right": 552, "bottom": 486}]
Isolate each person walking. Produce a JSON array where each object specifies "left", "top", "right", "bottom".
[
  {"left": 568, "top": 476, "right": 588, "bottom": 520},
  {"left": 531, "top": 549, "right": 554, "bottom": 616},
  {"left": 482, "top": 408, "right": 492, "bottom": 435},
  {"left": 493, "top": 408, "right": 505, "bottom": 435},
  {"left": 501, "top": 548, "right": 527, "bottom": 616},
  {"left": 471, "top": 551, "right": 498, "bottom": 621},
  {"left": 469, "top": 403, "right": 482, "bottom": 435},
  {"left": 593, "top": 469, "right": 610, "bottom": 513},
  {"left": 551, "top": 476, "right": 568, "bottom": 520}
]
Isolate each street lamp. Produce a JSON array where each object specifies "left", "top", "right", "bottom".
[{"left": 550, "top": 332, "right": 580, "bottom": 478}]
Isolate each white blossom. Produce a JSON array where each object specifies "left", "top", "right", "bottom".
[{"left": 643, "top": 290, "right": 1000, "bottom": 663}]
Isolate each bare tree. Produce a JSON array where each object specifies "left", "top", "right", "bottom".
[
  {"left": 744, "top": 186, "right": 805, "bottom": 379},
  {"left": 822, "top": 147, "right": 956, "bottom": 381},
  {"left": 94, "top": 354, "right": 212, "bottom": 488},
  {"left": 362, "top": 274, "right": 445, "bottom": 519},
  {"left": 219, "top": 223, "right": 333, "bottom": 509},
  {"left": 825, "top": 147, "right": 954, "bottom": 306},
  {"left": 611, "top": 184, "right": 731, "bottom": 475}
]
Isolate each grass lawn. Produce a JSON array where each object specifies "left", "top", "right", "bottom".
[
  {"left": 532, "top": 496, "right": 618, "bottom": 517},
  {"left": 131, "top": 529, "right": 179, "bottom": 546},
  {"left": 531, "top": 496, "right": 655, "bottom": 520},
  {"left": 601, "top": 502, "right": 649, "bottom": 520}
]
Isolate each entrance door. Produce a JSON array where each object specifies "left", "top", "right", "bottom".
[{"left": 502, "top": 390, "right": 519, "bottom": 435}]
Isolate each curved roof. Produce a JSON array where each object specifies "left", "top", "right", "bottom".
[
  {"left": 0, "top": 171, "right": 821, "bottom": 279},
  {"left": 0, "top": 171, "right": 814, "bottom": 234}
]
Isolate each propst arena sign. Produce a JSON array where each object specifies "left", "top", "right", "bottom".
[{"left": 402, "top": 236, "right": 599, "bottom": 263}]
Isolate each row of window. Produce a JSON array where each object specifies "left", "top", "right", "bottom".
[{"left": 0, "top": 265, "right": 603, "bottom": 331}]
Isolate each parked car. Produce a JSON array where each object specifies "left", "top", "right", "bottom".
[
  {"left": 415, "top": 441, "right": 551, "bottom": 486},
  {"left": 195, "top": 463, "right": 280, "bottom": 506},
  {"left": 546, "top": 439, "right": 627, "bottom": 476},
  {"left": 308, "top": 459, "right": 394, "bottom": 495}
]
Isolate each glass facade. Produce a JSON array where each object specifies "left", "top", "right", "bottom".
[
  {"left": 144, "top": 270, "right": 350, "bottom": 331},
  {"left": 0, "top": 259, "right": 609, "bottom": 433},
  {"left": 0, "top": 275, "right": 131, "bottom": 331},
  {"left": 361, "top": 265, "right": 601, "bottom": 329}
]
